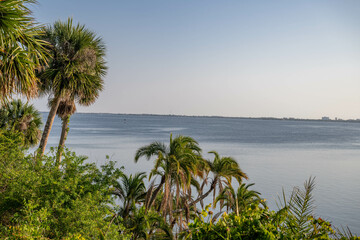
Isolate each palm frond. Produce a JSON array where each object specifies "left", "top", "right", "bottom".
[
  {"left": 288, "top": 177, "right": 316, "bottom": 233},
  {"left": 0, "top": 0, "right": 49, "bottom": 98},
  {"left": 134, "top": 141, "right": 166, "bottom": 162}
]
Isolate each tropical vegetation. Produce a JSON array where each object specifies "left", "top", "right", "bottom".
[
  {"left": 0, "top": 1, "right": 359, "bottom": 239},
  {"left": 0, "top": 130, "right": 359, "bottom": 239},
  {"left": 0, "top": 99, "right": 42, "bottom": 147}
]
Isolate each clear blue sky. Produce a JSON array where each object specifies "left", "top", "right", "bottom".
[{"left": 31, "top": 0, "right": 360, "bottom": 119}]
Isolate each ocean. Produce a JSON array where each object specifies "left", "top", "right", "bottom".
[{"left": 42, "top": 113, "right": 360, "bottom": 234}]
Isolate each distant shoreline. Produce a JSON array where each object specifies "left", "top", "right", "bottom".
[{"left": 40, "top": 111, "right": 360, "bottom": 123}]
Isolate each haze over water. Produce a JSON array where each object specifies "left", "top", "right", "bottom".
[
  {"left": 43, "top": 113, "right": 360, "bottom": 234},
  {"left": 33, "top": 0, "right": 360, "bottom": 119}
]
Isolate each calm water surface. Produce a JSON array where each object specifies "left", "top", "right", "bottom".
[{"left": 43, "top": 113, "right": 360, "bottom": 234}]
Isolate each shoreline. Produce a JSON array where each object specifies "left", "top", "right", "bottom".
[{"left": 40, "top": 111, "right": 360, "bottom": 123}]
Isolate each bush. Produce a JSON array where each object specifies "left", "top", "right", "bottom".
[
  {"left": 0, "top": 130, "right": 127, "bottom": 239},
  {"left": 183, "top": 201, "right": 340, "bottom": 239}
]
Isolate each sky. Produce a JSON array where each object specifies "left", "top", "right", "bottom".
[{"left": 30, "top": 0, "right": 360, "bottom": 119}]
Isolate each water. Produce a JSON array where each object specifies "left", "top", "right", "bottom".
[{"left": 43, "top": 113, "right": 360, "bottom": 234}]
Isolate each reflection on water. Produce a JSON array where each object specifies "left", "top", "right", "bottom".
[{"left": 41, "top": 113, "right": 360, "bottom": 234}]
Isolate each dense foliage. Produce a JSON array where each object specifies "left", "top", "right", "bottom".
[
  {"left": 0, "top": 99, "right": 42, "bottom": 147},
  {"left": 0, "top": 129, "right": 359, "bottom": 239},
  {"left": 0, "top": 0, "right": 48, "bottom": 99},
  {"left": 0, "top": 130, "right": 125, "bottom": 239}
]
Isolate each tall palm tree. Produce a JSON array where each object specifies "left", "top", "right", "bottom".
[
  {"left": 37, "top": 18, "right": 107, "bottom": 156},
  {"left": 113, "top": 172, "right": 147, "bottom": 219},
  {"left": 135, "top": 134, "right": 202, "bottom": 220},
  {"left": 0, "top": 99, "right": 42, "bottom": 147},
  {"left": 0, "top": 0, "right": 48, "bottom": 99},
  {"left": 215, "top": 183, "right": 263, "bottom": 216}
]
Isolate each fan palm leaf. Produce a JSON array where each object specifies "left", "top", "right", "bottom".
[{"left": 0, "top": 0, "right": 48, "bottom": 99}]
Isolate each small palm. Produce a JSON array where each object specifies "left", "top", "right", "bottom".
[
  {"left": 113, "top": 172, "right": 147, "bottom": 218},
  {"left": 215, "top": 183, "right": 262, "bottom": 215},
  {"left": 0, "top": 99, "right": 42, "bottom": 147}
]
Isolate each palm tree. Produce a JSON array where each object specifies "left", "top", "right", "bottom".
[
  {"left": 135, "top": 134, "right": 202, "bottom": 220},
  {"left": 0, "top": 0, "right": 48, "bottom": 99},
  {"left": 124, "top": 207, "right": 174, "bottom": 240},
  {"left": 215, "top": 183, "right": 263, "bottom": 216},
  {"left": 37, "top": 18, "right": 107, "bottom": 156},
  {"left": 188, "top": 151, "right": 248, "bottom": 208},
  {"left": 0, "top": 99, "right": 42, "bottom": 147},
  {"left": 113, "top": 172, "right": 147, "bottom": 219}
]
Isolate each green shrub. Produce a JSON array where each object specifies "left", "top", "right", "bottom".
[
  {"left": 0, "top": 130, "right": 127, "bottom": 239},
  {"left": 183, "top": 200, "right": 339, "bottom": 239}
]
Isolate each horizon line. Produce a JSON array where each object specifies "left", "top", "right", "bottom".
[{"left": 38, "top": 111, "right": 360, "bottom": 122}]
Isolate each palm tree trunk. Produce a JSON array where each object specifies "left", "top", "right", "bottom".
[
  {"left": 235, "top": 197, "right": 239, "bottom": 216},
  {"left": 146, "top": 175, "right": 165, "bottom": 211},
  {"left": 123, "top": 201, "right": 131, "bottom": 219},
  {"left": 161, "top": 177, "right": 171, "bottom": 216},
  {"left": 38, "top": 96, "right": 61, "bottom": 156},
  {"left": 189, "top": 178, "right": 217, "bottom": 207},
  {"left": 172, "top": 178, "right": 217, "bottom": 214},
  {"left": 56, "top": 115, "right": 69, "bottom": 164}
]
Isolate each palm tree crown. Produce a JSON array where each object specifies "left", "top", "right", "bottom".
[
  {"left": 215, "top": 183, "right": 263, "bottom": 216},
  {"left": 39, "top": 18, "right": 106, "bottom": 102}
]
